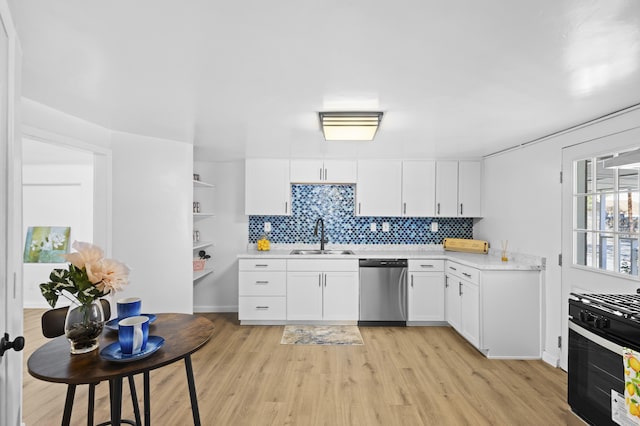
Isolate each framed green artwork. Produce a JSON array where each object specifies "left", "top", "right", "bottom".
[{"left": 23, "top": 226, "right": 71, "bottom": 263}]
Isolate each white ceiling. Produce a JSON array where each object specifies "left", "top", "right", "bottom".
[{"left": 8, "top": 0, "right": 640, "bottom": 162}]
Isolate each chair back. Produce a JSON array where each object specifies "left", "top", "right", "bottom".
[{"left": 41, "top": 299, "right": 111, "bottom": 338}]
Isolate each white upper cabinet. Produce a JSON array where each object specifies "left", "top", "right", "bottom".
[
  {"left": 458, "top": 160, "right": 482, "bottom": 217},
  {"left": 356, "top": 160, "right": 402, "bottom": 216},
  {"left": 435, "top": 161, "right": 459, "bottom": 217},
  {"left": 435, "top": 160, "right": 482, "bottom": 218},
  {"left": 290, "top": 159, "right": 356, "bottom": 183},
  {"left": 245, "top": 159, "right": 291, "bottom": 216},
  {"left": 402, "top": 161, "right": 436, "bottom": 217}
]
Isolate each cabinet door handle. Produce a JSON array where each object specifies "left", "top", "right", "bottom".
[
  {"left": 411, "top": 275, "right": 414, "bottom": 287},
  {"left": 256, "top": 306, "right": 269, "bottom": 310},
  {"left": 254, "top": 264, "right": 268, "bottom": 268},
  {"left": 403, "top": 202, "right": 407, "bottom": 215},
  {"left": 324, "top": 273, "right": 327, "bottom": 287},
  {"left": 445, "top": 276, "right": 449, "bottom": 287},
  {"left": 460, "top": 203, "right": 463, "bottom": 215},
  {"left": 462, "top": 272, "right": 471, "bottom": 278},
  {"left": 358, "top": 203, "right": 361, "bottom": 214},
  {"left": 449, "top": 266, "right": 457, "bottom": 271},
  {"left": 320, "top": 168, "right": 323, "bottom": 180},
  {"left": 324, "top": 168, "right": 328, "bottom": 181},
  {"left": 318, "top": 274, "right": 322, "bottom": 287},
  {"left": 437, "top": 203, "right": 440, "bottom": 215},
  {"left": 255, "top": 280, "right": 269, "bottom": 284},
  {"left": 420, "top": 264, "right": 434, "bottom": 268},
  {"left": 459, "top": 282, "right": 463, "bottom": 296},
  {"left": 285, "top": 201, "right": 288, "bottom": 214}
]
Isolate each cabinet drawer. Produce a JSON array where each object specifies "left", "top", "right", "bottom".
[
  {"left": 239, "top": 258, "right": 286, "bottom": 271},
  {"left": 408, "top": 259, "right": 444, "bottom": 272},
  {"left": 446, "top": 261, "right": 479, "bottom": 284},
  {"left": 239, "top": 271, "right": 286, "bottom": 296},
  {"left": 287, "top": 259, "right": 358, "bottom": 272},
  {"left": 239, "top": 296, "right": 286, "bottom": 320}
]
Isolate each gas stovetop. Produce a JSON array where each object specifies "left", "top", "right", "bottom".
[
  {"left": 570, "top": 293, "right": 640, "bottom": 318},
  {"left": 570, "top": 293, "right": 640, "bottom": 348}
]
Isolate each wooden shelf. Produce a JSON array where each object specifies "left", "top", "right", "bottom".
[
  {"left": 193, "top": 180, "right": 215, "bottom": 188},
  {"left": 193, "top": 268, "right": 214, "bottom": 281},
  {"left": 193, "top": 241, "right": 213, "bottom": 250},
  {"left": 193, "top": 213, "right": 214, "bottom": 220}
]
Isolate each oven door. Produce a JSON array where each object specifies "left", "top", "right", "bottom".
[{"left": 568, "top": 321, "right": 625, "bottom": 426}]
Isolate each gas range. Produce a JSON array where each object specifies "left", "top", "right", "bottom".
[{"left": 569, "top": 292, "right": 640, "bottom": 351}]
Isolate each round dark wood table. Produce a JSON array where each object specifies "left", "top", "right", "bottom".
[{"left": 28, "top": 313, "right": 214, "bottom": 426}]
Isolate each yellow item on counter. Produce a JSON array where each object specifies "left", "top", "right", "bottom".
[
  {"left": 257, "top": 236, "right": 270, "bottom": 251},
  {"left": 443, "top": 238, "right": 489, "bottom": 254}
]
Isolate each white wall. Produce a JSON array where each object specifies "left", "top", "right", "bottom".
[
  {"left": 475, "top": 106, "right": 640, "bottom": 367},
  {"left": 22, "top": 164, "right": 94, "bottom": 308},
  {"left": 193, "top": 160, "right": 247, "bottom": 312},
  {"left": 22, "top": 98, "right": 194, "bottom": 315},
  {"left": 111, "top": 132, "right": 193, "bottom": 314}
]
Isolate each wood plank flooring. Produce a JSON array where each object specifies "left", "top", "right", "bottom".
[{"left": 22, "top": 310, "right": 580, "bottom": 425}]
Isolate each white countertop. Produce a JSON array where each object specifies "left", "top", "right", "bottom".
[{"left": 237, "top": 244, "right": 544, "bottom": 271}]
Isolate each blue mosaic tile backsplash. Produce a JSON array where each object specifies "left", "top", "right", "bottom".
[{"left": 249, "top": 185, "right": 473, "bottom": 244}]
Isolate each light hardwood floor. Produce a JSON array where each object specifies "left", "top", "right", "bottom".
[{"left": 22, "top": 310, "right": 580, "bottom": 425}]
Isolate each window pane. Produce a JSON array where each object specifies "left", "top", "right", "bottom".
[
  {"left": 596, "top": 234, "right": 614, "bottom": 272},
  {"left": 575, "top": 195, "right": 592, "bottom": 229},
  {"left": 576, "top": 159, "right": 591, "bottom": 194},
  {"left": 619, "top": 168, "right": 639, "bottom": 191},
  {"left": 596, "top": 194, "right": 614, "bottom": 231},
  {"left": 618, "top": 191, "right": 639, "bottom": 233},
  {"left": 596, "top": 158, "right": 615, "bottom": 192},
  {"left": 619, "top": 236, "right": 639, "bottom": 276},
  {"left": 575, "top": 231, "right": 591, "bottom": 266}
]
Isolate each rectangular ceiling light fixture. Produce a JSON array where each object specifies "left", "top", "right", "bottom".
[{"left": 319, "top": 111, "right": 383, "bottom": 141}]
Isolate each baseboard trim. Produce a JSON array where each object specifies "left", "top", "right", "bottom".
[{"left": 542, "top": 351, "right": 559, "bottom": 368}]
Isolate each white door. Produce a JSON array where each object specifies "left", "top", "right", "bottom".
[
  {"left": 458, "top": 160, "right": 482, "bottom": 217},
  {"left": 290, "top": 159, "right": 323, "bottom": 183},
  {"left": 286, "top": 271, "right": 323, "bottom": 320},
  {"left": 444, "top": 274, "right": 460, "bottom": 331},
  {"left": 435, "top": 161, "right": 458, "bottom": 217},
  {"left": 356, "top": 160, "right": 402, "bottom": 216},
  {"left": 245, "top": 159, "right": 291, "bottom": 215},
  {"left": 0, "top": 2, "right": 22, "bottom": 424},
  {"left": 560, "top": 127, "right": 640, "bottom": 370},
  {"left": 409, "top": 272, "right": 445, "bottom": 321},
  {"left": 460, "top": 280, "right": 480, "bottom": 348},
  {"left": 402, "top": 160, "right": 436, "bottom": 217},
  {"left": 322, "top": 271, "right": 358, "bottom": 320}
]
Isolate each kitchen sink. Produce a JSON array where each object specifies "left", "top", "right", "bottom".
[{"left": 289, "top": 249, "right": 355, "bottom": 255}]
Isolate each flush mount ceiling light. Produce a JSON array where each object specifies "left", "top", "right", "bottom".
[
  {"left": 319, "top": 112, "right": 383, "bottom": 141},
  {"left": 603, "top": 149, "right": 640, "bottom": 169}
]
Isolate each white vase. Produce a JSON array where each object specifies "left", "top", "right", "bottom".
[{"left": 64, "top": 299, "right": 104, "bottom": 354}]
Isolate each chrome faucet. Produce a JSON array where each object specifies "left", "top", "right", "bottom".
[{"left": 314, "top": 218, "right": 328, "bottom": 251}]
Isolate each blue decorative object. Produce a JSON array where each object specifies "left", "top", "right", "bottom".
[
  {"left": 249, "top": 184, "right": 473, "bottom": 244},
  {"left": 105, "top": 314, "right": 157, "bottom": 331},
  {"left": 100, "top": 335, "right": 165, "bottom": 363}
]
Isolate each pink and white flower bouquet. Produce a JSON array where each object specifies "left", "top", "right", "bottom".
[{"left": 40, "top": 241, "right": 130, "bottom": 307}]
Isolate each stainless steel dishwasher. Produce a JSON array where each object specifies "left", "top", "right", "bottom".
[{"left": 358, "top": 258, "right": 408, "bottom": 326}]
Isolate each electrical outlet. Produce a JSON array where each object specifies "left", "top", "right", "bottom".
[
  {"left": 264, "top": 222, "right": 271, "bottom": 232},
  {"left": 382, "top": 222, "right": 390, "bottom": 232},
  {"left": 370, "top": 223, "right": 377, "bottom": 232},
  {"left": 431, "top": 222, "right": 438, "bottom": 232}
]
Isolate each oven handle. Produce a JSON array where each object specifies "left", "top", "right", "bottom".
[{"left": 569, "top": 321, "right": 624, "bottom": 354}]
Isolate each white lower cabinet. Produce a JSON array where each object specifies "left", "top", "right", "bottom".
[
  {"left": 408, "top": 259, "right": 445, "bottom": 322},
  {"left": 238, "top": 259, "right": 287, "bottom": 322},
  {"left": 287, "top": 259, "right": 358, "bottom": 321},
  {"left": 445, "top": 265, "right": 480, "bottom": 348},
  {"left": 445, "top": 261, "right": 540, "bottom": 358}
]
